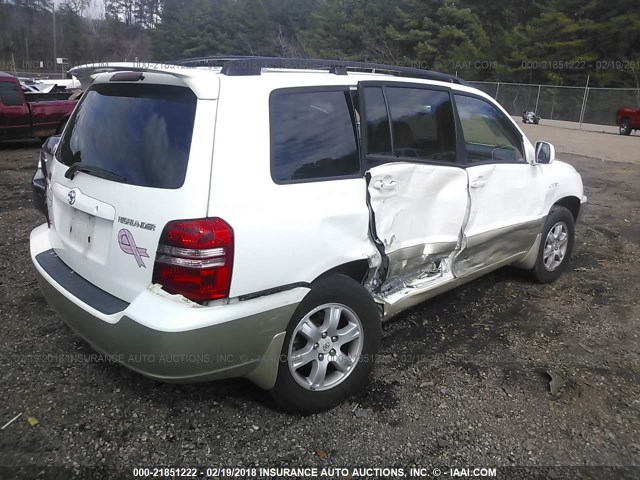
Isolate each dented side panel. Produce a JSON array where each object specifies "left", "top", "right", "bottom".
[
  {"left": 456, "top": 163, "right": 547, "bottom": 277},
  {"left": 366, "top": 162, "right": 469, "bottom": 292}
]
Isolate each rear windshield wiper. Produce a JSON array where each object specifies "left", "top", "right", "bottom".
[{"left": 65, "top": 163, "right": 128, "bottom": 183}]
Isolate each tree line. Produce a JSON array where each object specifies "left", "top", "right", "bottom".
[{"left": 0, "top": 0, "right": 638, "bottom": 88}]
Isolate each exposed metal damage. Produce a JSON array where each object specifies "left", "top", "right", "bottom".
[
  {"left": 362, "top": 162, "right": 553, "bottom": 320},
  {"left": 364, "top": 163, "right": 468, "bottom": 317}
]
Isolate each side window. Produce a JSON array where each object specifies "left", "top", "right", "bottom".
[
  {"left": 270, "top": 90, "right": 359, "bottom": 182},
  {"left": 454, "top": 95, "right": 525, "bottom": 163},
  {"left": 386, "top": 87, "right": 456, "bottom": 162},
  {"left": 0, "top": 82, "right": 23, "bottom": 106}
]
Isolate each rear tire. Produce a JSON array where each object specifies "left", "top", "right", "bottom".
[
  {"left": 270, "top": 274, "right": 381, "bottom": 414},
  {"left": 619, "top": 118, "right": 632, "bottom": 136},
  {"left": 529, "top": 206, "right": 575, "bottom": 284}
]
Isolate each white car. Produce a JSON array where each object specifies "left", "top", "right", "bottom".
[{"left": 30, "top": 58, "right": 586, "bottom": 413}]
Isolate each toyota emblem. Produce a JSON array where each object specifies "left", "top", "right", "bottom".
[{"left": 67, "top": 190, "right": 76, "bottom": 205}]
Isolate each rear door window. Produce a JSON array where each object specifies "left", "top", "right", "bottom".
[
  {"left": 270, "top": 89, "right": 360, "bottom": 182},
  {"left": 386, "top": 87, "right": 456, "bottom": 162},
  {"left": 362, "top": 85, "right": 457, "bottom": 164},
  {"left": 57, "top": 83, "right": 197, "bottom": 189},
  {"left": 0, "top": 82, "right": 23, "bottom": 106}
]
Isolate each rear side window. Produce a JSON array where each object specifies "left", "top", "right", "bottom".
[
  {"left": 0, "top": 82, "right": 23, "bottom": 106},
  {"left": 270, "top": 89, "right": 359, "bottom": 182},
  {"left": 57, "top": 83, "right": 197, "bottom": 189}
]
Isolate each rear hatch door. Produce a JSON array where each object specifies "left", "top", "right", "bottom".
[{"left": 46, "top": 72, "right": 217, "bottom": 303}]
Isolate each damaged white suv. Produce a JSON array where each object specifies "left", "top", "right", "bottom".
[{"left": 30, "top": 58, "right": 586, "bottom": 413}]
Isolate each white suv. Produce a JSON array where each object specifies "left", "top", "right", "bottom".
[{"left": 30, "top": 58, "right": 586, "bottom": 413}]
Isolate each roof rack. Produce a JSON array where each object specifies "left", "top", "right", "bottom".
[{"left": 169, "top": 56, "right": 469, "bottom": 86}]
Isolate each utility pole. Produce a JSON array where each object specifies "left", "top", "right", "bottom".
[
  {"left": 579, "top": 75, "right": 590, "bottom": 129},
  {"left": 53, "top": 1, "right": 57, "bottom": 77}
]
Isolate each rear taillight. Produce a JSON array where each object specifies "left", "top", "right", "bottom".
[{"left": 152, "top": 218, "right": 234, "bottom": 302}]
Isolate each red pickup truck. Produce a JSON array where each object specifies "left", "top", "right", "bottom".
[
  {"left": 0, "top": 71, "right": 77, "bottom": 141},
  {"left": 616, "top": 107, "right": 640, "bottom": 135}
]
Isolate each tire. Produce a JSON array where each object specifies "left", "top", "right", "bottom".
[
  {"left": 619, "top": 118, "right": 632, "bottom": 136},
  {"left": 270, "top": 274, "right": 381, "bottom": 414},
  {"left": 529, "top": 206, "right": 575, "bottom": 284}
]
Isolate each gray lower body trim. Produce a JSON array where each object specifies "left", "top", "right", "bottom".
[
  {"left": 379, "top": 217, "right": 546, "bottom": 320},
  {"left": 386, "top": 241, "right": 459, "bottom": 264},
  {"left": 454, "top": 218, "right": 544, "bottom": 277},
  {"left": 35, "top": 268, "right": 297, "bottom": 386},
  {"left": 383, "top": 241, "right": 458, "bottom": 286},
  {"left": 380, "top": 253, "right": 524, "bottom": 320},
  {"left": 512, "top": 233, "right": 542, "bottom": 270}
]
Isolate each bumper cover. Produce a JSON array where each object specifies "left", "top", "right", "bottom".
[{"left": 31, "top": 225, "right": 306, "bottom": 388}]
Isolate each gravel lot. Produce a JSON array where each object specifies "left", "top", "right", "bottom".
[{"left": 0, "top": 132, "right": 638, "bottom": 477}]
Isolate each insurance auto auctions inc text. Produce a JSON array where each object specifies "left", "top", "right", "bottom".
[{"left": 246, "top": 466, "right": 497, "bottom": 478}]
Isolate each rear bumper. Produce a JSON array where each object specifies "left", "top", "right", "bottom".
[{"left": 30, "top": 224, "right": 307, "bottom": 388}]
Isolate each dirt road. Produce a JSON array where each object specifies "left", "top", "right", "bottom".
[{"left": 521, "top": 122, "right": 639, "bottom": 164}]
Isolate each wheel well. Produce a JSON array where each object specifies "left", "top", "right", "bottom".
[
  {"left": 554, "top": 196, "right": 580, "bottom": 221},
  {"left": 314, "top": 260, "right": 370, "bottom": 284}
]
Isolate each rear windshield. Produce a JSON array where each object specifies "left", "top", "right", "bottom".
[{"left": 57, "top": 83, "right": 197, "bottom": 189}]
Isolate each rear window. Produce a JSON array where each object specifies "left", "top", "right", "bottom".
[
  {"left": 0, "top": 81, "right": 23, "bottom": 106},
  {"left": 57, "top": 83, "right": 197, "bottom": 189},
  {"left": 270, "top": 89, "right": 360, "bottom": 182}
]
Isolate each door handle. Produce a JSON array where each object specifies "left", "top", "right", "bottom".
[
  {"left": 372, "top": 180, "right": 397, "bottom": 191},
  {"left": 470, "top": 177, "right": 487, "bottom": 189}
]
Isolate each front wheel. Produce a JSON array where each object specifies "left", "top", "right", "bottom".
[
  {"left": 270, "top": 274, "right": 381, "bottom": 413},
  {"left": 529, "top": 206, "right": 575, "bottom": 283},
  {"left": 619, "top": 118, "right": 632, "bottom": 135}
]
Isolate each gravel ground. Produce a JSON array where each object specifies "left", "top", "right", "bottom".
[{"left": 0, "top": 138, "right": 638, "bottom": 478}]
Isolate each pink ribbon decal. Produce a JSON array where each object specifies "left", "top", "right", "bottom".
[{"left": 118, "top": 228, "right": 150, "bottom": 268}]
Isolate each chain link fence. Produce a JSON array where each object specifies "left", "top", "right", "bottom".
[{"left": 470, "top": 81, "right": 640, "bottom": 127}]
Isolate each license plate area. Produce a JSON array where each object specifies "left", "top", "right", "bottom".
[{"left": 68, "top": 209, "right": 96, "bottom": 250}]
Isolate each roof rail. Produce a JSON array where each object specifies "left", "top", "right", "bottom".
[{"left": 169, "top": 56, "right": 469, "bottom": 85}]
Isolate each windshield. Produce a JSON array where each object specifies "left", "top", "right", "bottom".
[{"left": 57, "top": 82, "right": 197, "bottom": 189}]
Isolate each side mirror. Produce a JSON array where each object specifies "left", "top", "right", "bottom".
[{"left": 535, "top": 141, "right": 555, "bottom": 164}]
